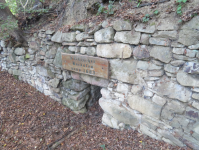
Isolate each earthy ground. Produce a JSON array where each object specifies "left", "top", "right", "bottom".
[{"left": 0, "top": 69, "right": 189, "bottom": 150}]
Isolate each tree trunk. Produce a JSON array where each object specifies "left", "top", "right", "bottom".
[{"left": 0, "top": 0, "right": 27, "bottom": 47}]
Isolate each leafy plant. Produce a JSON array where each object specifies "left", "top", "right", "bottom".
[
  {"left": 100, "top": 144, "right": 106, "bottom": 150},
  {"left": 96, "top": 1, "right": 115, "bottom": 16},
  {"left": 142, "top": 14, "right": 150, "bottom": 22},
  {"left": 176, "top": 0, "right": 187, "bottom": 15},
  {"left": 137, "top": 0, "right": 142, "bottom": 7},
  {"left": 154, "top": 10, "right": 159, "bottom": 15}
]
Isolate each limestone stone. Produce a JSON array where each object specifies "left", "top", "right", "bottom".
[
  {"left": 114, "top": 31, "right": 141, "bottom": 45},
  {"left": 36, "top": 66, "right": 55, "bottom": 78},
  {"left": 144, "top": 90, "right": 154, "bottom": 97},
  {"left": 135, "top": 24, "right": 156, "bottom": 33},
  {"left": 157, "top": 129, "right": 184, "bottom": 147},
  {"left": 68, "top": 87, "right": 90, "bottom": 101},
  {"left": 186, "top": 106, "right": 199, "bottom": 121},
  {"left": 140, "top": 34, "right": 150, "bottom": 45},
  {"left": 153, "top": 31, "right": 177, "bottom": 40},
  {"left": 97, "top": 43, "right": 132, "bottom": 59},
  {"left": 46, "top": 46, "right": 57, "bottom": 59},
  {"left": 151, "top": 60, "right": 164, "bottom": 66},
  {"left": 148, "top": 70, "right": 164, "bottom": 77},
  {"left": 137, "top": 61, "right": 162, "bottom": 70},
  {"left": 171, "top": 42, "right": 185, "bottom": 48},
  {"left": 183, "top": 62, "right": 199, "bottom": 74},
  {"left": 133, "top": 45, "right": 150, "bottom": 59},
  {"left": 178, "top": 16, "right": 199, "bottom": 46},
  {"left": 157, "top": 19, "right": 177, "bottom": 31},
  {"left": 51, "top": 30, "right": 62, "bottom": 43},
  {"left": 68, "top": 46, "right": 80, "bottom": 52},
  {"left": 192, "top": 93, "right": 199, "bottom": 100},
  {"left": 116, "top": 83, "right": 129, "bottom": 94},
  {"left": 172, "top": 48, "right": 185, "bottom": 55},
  {"left": 76, "top": 32, "right": 93, "bottom": 41},
  {"left": 48, "top": 78, "right": 60, "bottom": 88},
  {"left": 62, "top": 42, "right": 77, "bottom": 46},
  {"left": 140, "top": 124, "right": 162, "bottom": 140},
  {"left": 9, "top": 53, "right": 16, "bottom": 63},
  {"left": 101, "top": 88, "right": 111, "bottom": 99},
  {"left": 17, "top": 56, "right": 25, "bottom": 63},
  {"left": 62, "top": 32, "right": 76, "bottom": 42},
  {"left": 186, "top": 49, "right": 197, "bottom": 57},
  {"left": 192, "top": 101, "right": 199, "bottom": 110},
  {"left": 79, "top": 74, "right": 109, "bottom": 88},
  {"left": 99, "top": 98, "right": 139, "bottom": 126},
  {"left": 62, "top": 94, "right": 90, "bottom": 111},
  {"left": 28, "top": 48, "right": 37, "bottom": 54},
  {"left": 46, "top": 30, "right": 55, "bottom": 34},
  {"left": 110, "top": 59, "right": 137, "bottom": 84},
  {"left": 170, "top": 60, "right": 185, "bottom": 67},
  {"left": 191, "top": 88, "right": 199, "bottom": 93},
  {"left": 63, "top": 71, "right": 71, "bottom": 81},
  {"left": 182, "top": 134, "right": 199, "bottom": 149},
  {"left": 29, "top": 41, "right": 39, "bottom": 50},
  {"left": 71, "top": 24, "right": 86, "bottom": 31},
  {"left": 62, "top": 79, "right": 90, "bottom": 92},
  {"left": 102, "top": 113, "right": 120, "bottom": 129},
  {"left": 166, "top": 100, "right": 186, "bottom": 114},
  {"left": 128, "top": 95, "right": 162, "bottom": 119},
  {"left": 94, "top": 27, "right": 115, "bottom": 43},
  {"left": 14, "top": 48, "right": 25, "bottom": 55},
  {"left": 113, "top": 20, "right": 132, "bottom": 31},
  {"left": 152, "top": 94, "right": 166, "bottom": 106},
  {"left": 80, "top": 47, "right": 96, "bottom": 56},
  {"left": 164, "top": 64, "right": 179, "bottom": 74},
  {"left": 188, "top": 44, "right": 199, "bottom": 50},
  {"left": 53, "top": 47, "right": 65, "bottom": 68},
  {"left": 173, "top": 54, "right": 196, "bottom": 61},
  {"left": 149, "top": 38, "right": 170, "bottom": 46},
  {"left": 150, "top": 46, "right": 172, "bottom": 63},
  {"left": 131, "top": 85, "right": 142, "bottom": 94},
  {"left": 13, "top": 69, "right": 22, "bottom": 76},
  {"left": 177, "top": 71, "right": 199, "bottom": 87},
  {"left": 153, "top": 76, "right": 192, "bottom": 102},
  {"left": 77, "top": 42, "right": 97, "bottom": 47}
]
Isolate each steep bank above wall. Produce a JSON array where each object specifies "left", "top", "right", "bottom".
[{"left": 1, "top": 15, "right": 199, "bottom": 149}]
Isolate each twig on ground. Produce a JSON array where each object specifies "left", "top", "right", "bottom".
[{"left": 47, "top": 125, "right": 86, "bottom": 150}]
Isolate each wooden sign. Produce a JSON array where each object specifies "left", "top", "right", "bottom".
[{"left": 62, "top": 54, "right": 109, "bottom": 79}]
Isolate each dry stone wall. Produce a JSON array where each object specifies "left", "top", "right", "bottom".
[{"left": 1, "top": 16, "right": 199, "bottom": 149}]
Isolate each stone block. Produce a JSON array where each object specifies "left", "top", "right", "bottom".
[
  {"left": 152, "top": 94, "right": 166, "bottom": 106},
  {"left": 62, "top": 94, "right": 90, "bottom": 111},
  {"left": 153, "top": 31, "right": 177, "bottom": 40},
  {"left": 76, "top": 32, "right": 93, "bottom": 41},
  {"left": 36, "top": 66, "right": 55, "bottom": 78},
  {"left": 110, "top": 59, "right": 137, "bottom": 84},
  {"left": 102, "top": 113, "right": 120, "bottom": 129},
  {"left": 140, "top": 34, "right": 150, "bottom": 45},
  {"left": 14, "top": 48, "right": 25, "bottom": 55},
  {"left": 153, "top": 76, "right": 192, "bottom": 102},
  {"left": 183, "top": 62, "right": 199, "bottom": 74},
  {"left": 46, "top": 46, "right": 57, "bottom": 59},
  {"left": 133, "top": 45, "right": 150, "bottom": 59},
  {"left": 80, "top": 47, "right": 96, "bottom": 56},
  {"left": 192, "top": 101, "right": 199, "bottom": 110},
  {"left": 157, "top": 18, "right": 177, "bottom": 31},
  {"left": 68, "top": 87, "right": 90, "bottom": 101},
  {"left": 68, "top": 46, "right": 80, "bottom": 52},
  {"left": 188, "top": 44, "right": 199, "bottom": 50},
  {"left": 172, "top": 48, "right": 185, "bottom": 55},
  {"left": 94, "top": 27, "right": 115, "bottom": 43},
  {"left": 185, "top": 107, "right": 199, "bottom": 121},
  {"left": 137, "top": 61, "right": 162, "bottom": 70},
  {"left": 170, "top": 60, "right": 185, "bottom": 67},
  {"left": 101, "top": 88, "right": 111, "bottom": 99},
  {"left": 97, "top": 43, "right": 132, "bottom": 59},
  {"left": 149, "top": 38, "right": 170, "bottom": 46},
  {"left": 140, "top": 124, "right": 162, "bottom": 140},
  {"left": 164, "top": 64, "right": 179, "bottom": 74},
  {"left": 62, "top": 79, "right": 90, "bottom": 92},
  {"left": 62, "top": 32, "right": 76, "bottom": 42},
  {"left": 135, "top": 24, "right": 156, "bottom": 33},
  {"left": 182, "top": 134, "right": 199, "bottom": 149},
  {"left": 128, "top": 95, "right": 162, "bottom": 119},
  {"left": 177, "top": 71, "right": 199, "bottom": 87},
  {"left": 51, "top": 30, "right": 62, "bottom": 43},
  {"left": 99, "top": 98, "right": 139, "bottom": 127},
  {"left": 48, "top": 78, "right": 60, "bottom": 88},
  {"left": 116, "top": 82, "right": 129, "bottom": 94},
  {"left": 148, "top": 70, "right": 164, "bottom": 77},
  {"left": 113, "top": 20, "right": 132, "bottom": 31},
  {"left": 131, "top": 85, "right": 142, "bottom": 95},
  {"left": 114, "top": 31, "right": 141, "bottom": 45}
]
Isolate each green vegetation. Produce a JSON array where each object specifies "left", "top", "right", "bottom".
[
  {"left": 100, "top": 144, "right": 106, "bottom": 150},
  {"left": 97, "top": 1, "right": 115, "bottom": 16},
  {"left": 142, "top": 14, "right": 150, "bottom": 22},
  {"left": 176, "top": 0, "right": 187, "bottom": 15},
  {"left": 154, "top": 10, "right": 159, "bottom": 15},
  {"left": 137, "top": 0, "right": 142, "bottom": 7}
]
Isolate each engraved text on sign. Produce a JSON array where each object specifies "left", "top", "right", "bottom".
[{"left": 62, "top": 54, "right": 109, "bottom": 79}]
